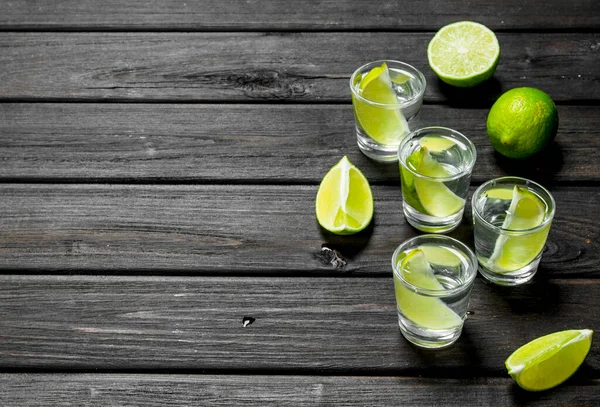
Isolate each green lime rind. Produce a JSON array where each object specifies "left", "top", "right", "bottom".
[
  {"left": 505, "top": 329, "right": 593, "bottom": 391},
  {"left": 486, "top": 87, "right": 559, "bottom": 159}
]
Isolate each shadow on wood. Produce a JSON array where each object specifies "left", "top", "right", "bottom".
[
  {"left": 493, "top": 142, "right": 565, "bottom": 185},
  {"left": 481, "top": 275, "right": 562, "bottom": 316},
  {"left": 434, "top": 77, "right": 503, "bottom": 108},
  {"left": 316, "top": 216, "right": 375, "bottom": 271}
]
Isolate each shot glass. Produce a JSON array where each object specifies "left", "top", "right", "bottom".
[
  {"left": 398, "top": 127, "right": 476, "bottom": 233},
  {"left": 472, "top": 177, "right": 556, "bottom": 286},
  {"left": 350, "top": 60, "right": 426, "bottom": 162},
  {"left": 392, "top": 235, "right": 477, "bottom": 349}
]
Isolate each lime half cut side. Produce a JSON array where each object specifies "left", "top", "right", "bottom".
[
  {"left": 394, "top": 250, "right": 462, "bottom": 330},
  {"left": 315, "top": 156, "right": 373, "bottom": 235},
  {"left": 506, "top": 329, "right": 593, "bottom": 391},
  {"left": 427, "top": 21, "right": 500, "bottom": 87},
  {"left": 489, "top": 186, "right": 550, "bottom": 273},
  {"left": 413, "top": 147, "right": 465, "bottom": 217},
  {"left": 353, "top": 62, "right": 409, "bottom": 145}
]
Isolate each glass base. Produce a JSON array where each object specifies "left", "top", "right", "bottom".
[
  {"left": 477, "top": 257, "right": 541, "bottom": 286},
  {"left": 403, "top": 202, "right": 463, "bottom": 234},
  {"left": 398, "top": 314, "right": 462, "bottom": 349},
  {"left": 356, "top": 127, "right": 400, "bottom": 162}
]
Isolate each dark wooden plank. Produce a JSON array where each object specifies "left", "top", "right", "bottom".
[
  {"left": 0, "top": 104, "right": 598, "bottom": 184},
  {"left": 0, "top": 374, "right": 598, "bottom": 406},
  {"left": 0, "top": 0, "right": 597, "bottom": 31},
  {"left": 0, "top": 185, "right": 597, "bottom": 276},
  {"left": 0, "top": 33, "right": 597, "bottom": 102},
  {"left": 0, "top": 275, "right": 598, "bottom": 372}
]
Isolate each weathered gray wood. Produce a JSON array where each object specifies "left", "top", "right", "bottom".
[
  {"left": 0, "top": 184, "right": 597, "bottom": 276},
  {"left": 0, "top": 374, "right": 597, "bottom": 406},
  {"left": 0, "top": 33, "right": 597, "bottom": 102},
  {"left": 0, "top": 275, "right": 598, "bottom": 372},
  {"left": 0, "top": 0, "right": 597, "bottom": 31},
  {"left": 0, "top": 104, "right": 597, "bottom": 183}
]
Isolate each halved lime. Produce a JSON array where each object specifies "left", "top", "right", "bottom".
[
  {"left": 394, "top": 249, "right": 462, "bottom": 330},
  {"left": 506, "top": 329, "right": 593, "bottom": 391},
  {"left": 315, "top": 156, "right": 373, "bottom": 235},
  {"left": 419, "top": 245, "right": 461, "bottom": 267},
  {"left": 414, "top": 147, "right": 465, "bottom": 217},
  {"left": 352, "top": 63, "right": 409, "bottom": 145},
  {"left": 489, "top": 186, "right": 550, "bottom": 272},
  {"left": 427, "top": 21, "right": 500, "bottom": 87}
]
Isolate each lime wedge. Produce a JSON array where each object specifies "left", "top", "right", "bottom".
[
  {"left": 485, "top": 187, "right": 514, "bottom": 200},
  {"left": 506, "top": 329, "right": 593, "bottom": 391},
  {"left": 419, "top": 245, "right": 461, "bottom": 267},
  {"left": 315, "top": 156, "right": 373, "bottom": 235},
  {"left": 394, "top": 250, "right": 462, "bottom": 330},
  {"left": 489, "top": 186, "right": 550, "bottom": 272},
  {"left": 352, "top": 62, "right": 409, "bottom": 145},
  {"left": 419, "top": 136, "right": 456, "bottom": 153},
  {"left": 414, "top": 147, "right": 465, "bottom": 217},
  {"left": 427, "top": 21, "right": 500, "bottom": 87}
]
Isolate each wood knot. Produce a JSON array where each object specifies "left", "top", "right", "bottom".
[{"left": 314, "top": 245, "right": 347, "bottom": 269}]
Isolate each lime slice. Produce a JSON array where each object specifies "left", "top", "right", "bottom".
[
  {"left": 394, "top": 250, "right": 462, "bottom": 330},
  {"left": 506, "top": 329, "right": 593, "bottom": 391},
  {"left": 489, "top": 186, "right": 550, "bottom": 272},
  {"left": 419, "top": 136, "right": 456, "bottom": 153},
  {"left": 419, "top": 245, "right": 461, "bottom": 267},
  {"left": 352, "top": 62, "right": 409, "bottom": 145},
  {"left": 427, "top": 21, "right": 500, "bottom": 88},
  {"left": 414, "top": 147, "right": 465, "bottom": 217},
  {"left": 315, "top": 156, "right": 373, "bottom": 235}
]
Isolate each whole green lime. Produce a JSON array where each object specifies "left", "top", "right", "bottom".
[{"left": 486, "top": 88, "right": 558, "bottom": 159}]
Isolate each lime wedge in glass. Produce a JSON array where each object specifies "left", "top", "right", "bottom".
[
  {"left": 419, "top": 136, "right": 456, "bottom": 153},
  {"left": 352, "top": 62, "right": 409, "bottom": 145},
  {"left": 506, "top": 329, "right": 593, "bottom": 391},
  {"left": 419, "top": 244, "right": 462, "bottom": 267},
  {"left": 315, "top": 156, "right": 373, "bottom": 235},
  {"left": 394, "top": 249, "right": 462, "bottom": 330},
  {"left": 413, "top": 147, "right": 465, "bottom": 217},
  {"left": 489, "top": 186, "right": 550, "bottom": 272},
  {"left": 427, "top": 21, "right": 500, "bottom": 88}
]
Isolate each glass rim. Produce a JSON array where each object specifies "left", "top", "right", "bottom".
[
  {"left": 391, "top": 234, "right": 478, "bottom": 297},
  {"left": 471, "top": 176, "right": 556, "bottom": 234},
  {"left": 349, "top": 59, "right": 426, "bottom": 109},
  {"left": 397, "top": 126, "right": 477, "bottom": 182}
]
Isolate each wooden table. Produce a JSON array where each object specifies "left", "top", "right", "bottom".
[{"left": 0, "top": 1, "right": 598, "bottom": 405}]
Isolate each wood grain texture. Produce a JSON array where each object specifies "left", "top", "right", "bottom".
[
  {"left": 0, "top": 33, "right": 598, "bottom": 102},
  {"left": 0, "top": 184, "right": 597, "bottom": 275},
  {"left": 0, "top": 275, "right": 599, "bottom": 372},
  {"left": 0, "top": 374, "right": 598, "bottom": 406},
  {"left": 0, "top": 104, "right": 598, "bottom": 183},
  {"left": 0, "top": 0, "right": 597, "bottom": 31}
]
